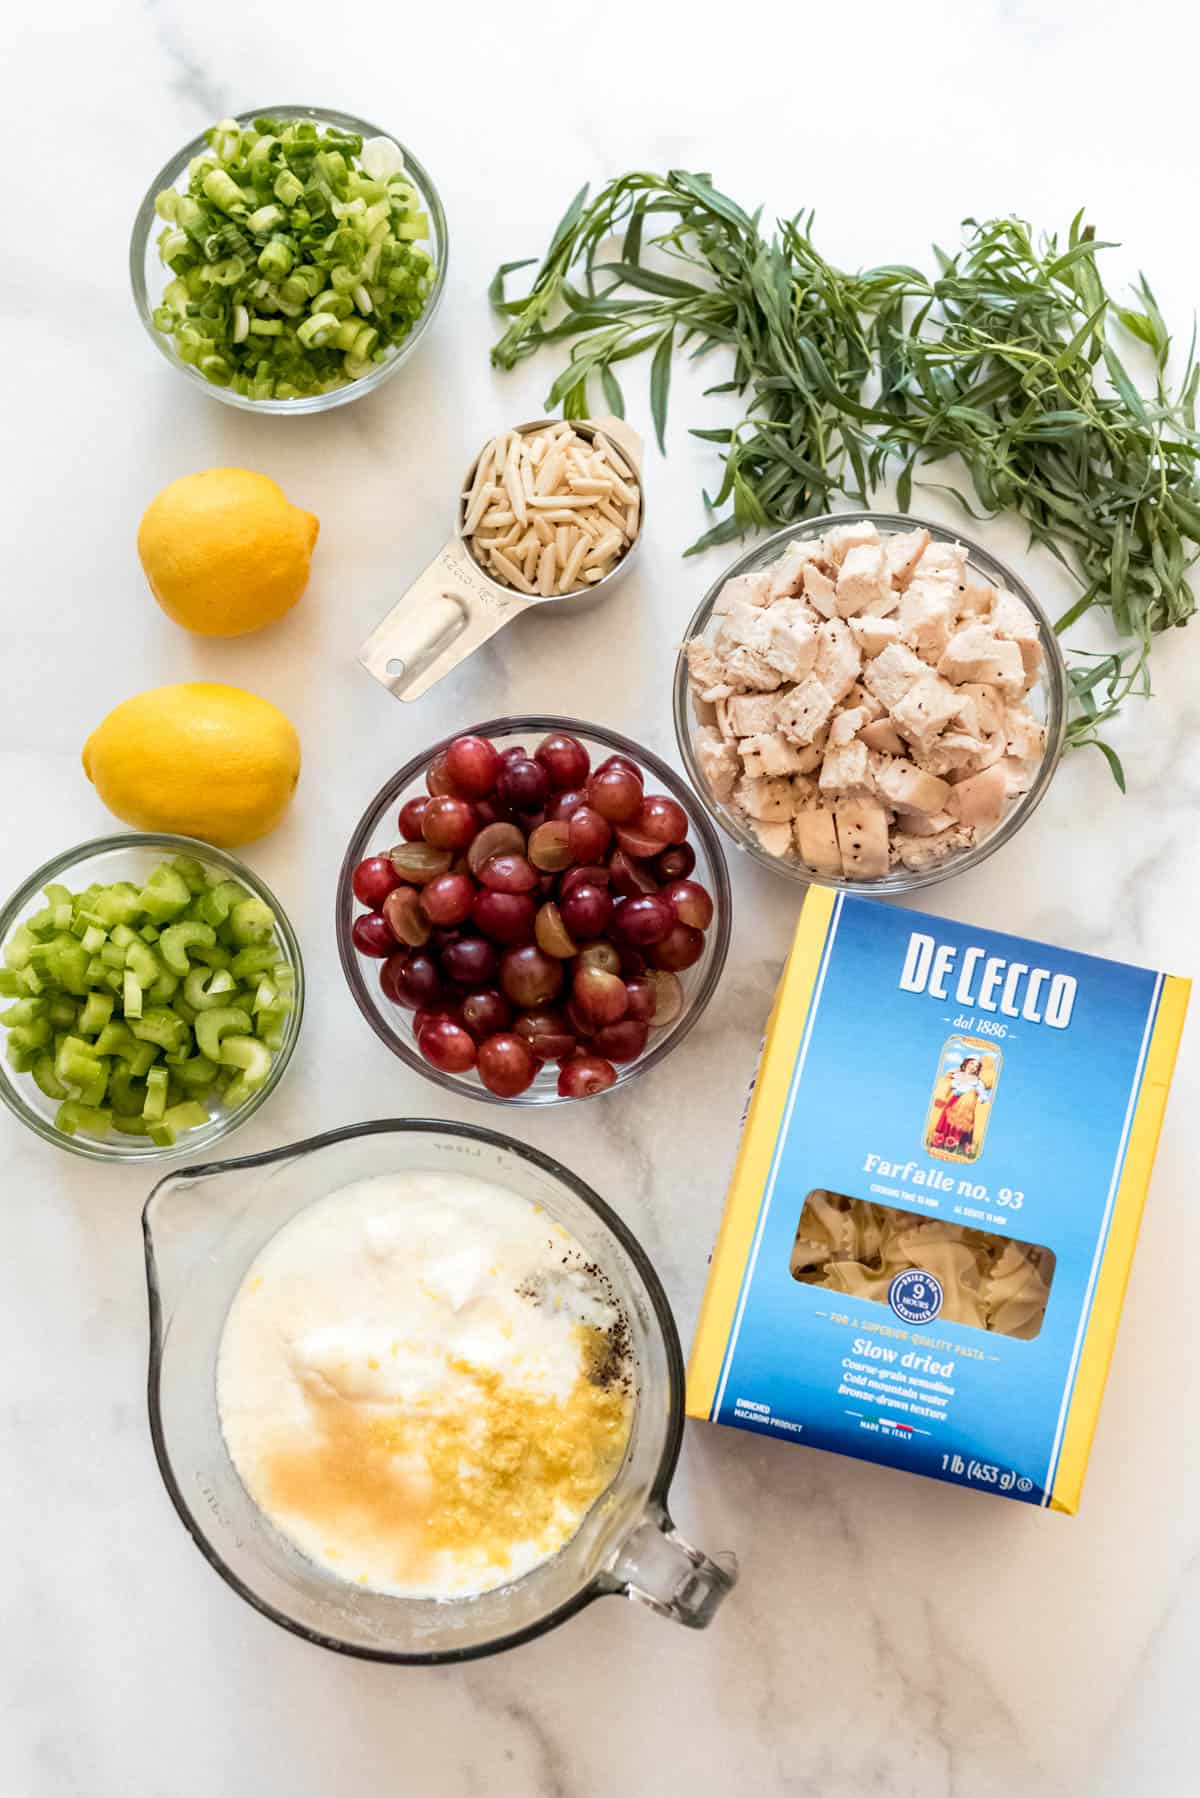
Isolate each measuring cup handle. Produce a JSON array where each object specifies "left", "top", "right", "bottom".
[
  {"left": 606, "top": 1506, "right": 737, "bottom": 1629},
  {"left": 358, "top": 540, "right": 527, "bottom": 703}
]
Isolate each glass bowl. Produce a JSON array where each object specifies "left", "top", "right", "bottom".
[
  {"left": 129, "top": 105, "right": 448, "bottom": 414},
  {"left": 336, "top": 716, "right": 732, "bottom": 1106},
  {"left": 673, "top": 511, "right": 1068, "bottom": 894},
  {"left": 0, "top": 833, "right": 304, "bottom": 1163}
]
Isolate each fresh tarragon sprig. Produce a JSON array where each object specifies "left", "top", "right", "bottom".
[{"left": 490, "top": 175, "right": 1200, "bottom": 784}]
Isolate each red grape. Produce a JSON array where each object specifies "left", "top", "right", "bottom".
[
  {"left": 477, "top": 1033, "right": 538, "bottom": 1098},
  {"left": 473, "top": 797, "right": 516, "bottom": 827},
  {"left": 659, "top": 879, "right": 713, "bottom": 931},
  {"left": 535, "top": 902, "right": 577, "bottom": 959},
  {"left": 576, "top": 941, "right": 621, "bottom": 975},
  {"left": 594, "top": 754, "right": 643, "bottom": 781},
  {"left": 591, "top": 1018, "right": 649, "bottom": 1063},
  {"left": 496, "top": 756, "right": 549, "bottom": 813},
  {"left": 651, "top": 923, "right": 705, "bottom": 972},
  {"left": 568, "top": 806, "right": 612, "bottom": 862},
  {"left": 498, "top": 745, "right": 529, "bottom": 765},
  {"left": 654, "top": 843, "right": 696, "bottom": 882},
  {"left": 444, "top": 734, "right": 501, "bottom": 799},
  {"left": 546, "top": 786, "right": 589, "bottom": 822},
  {"left": 379, "top": 951, "right": 410, "bottom": 1004},
  {"left": 557, "top": 1056, "right": 617, "bottom": 1098},
  {"left": 499, "top": 945, "right": 564, "bottom": 1008},
  {"left": 587, "top": 766, "right": 643, "bottom": 823},
  {"left": 618, "top": 946, "right": 647, "bottom": 979},
  {"left": 413, "top": 1002, "right": 464, "bottom": 1036},
  {"left": 624, "top": 975, "right": 658, "bottom": 1023},
  {"left": 479, "top": 853, "right": 538, "bottom": 894},
  {"left": 399, "top": 795, "right": 431, "bottom": 842},
  {"left": 647, "top": 970, "right": 684, "bottom": 1025},
  {"left": 389, "top": 842, "right": 453, "bottom": 885},
  {"left": 383, "top": 885, "right": 432, "bottom": 947},
  {"left": 472, "top": 890, "right": 537, "bottom": 945},
  {"left": 417, "top": 1017, "right": 477, "bottom": 1073},
  {"left": 559, "top": 864, "right": 610, "bottom": 899},
  {"left": 559, "top": 882, "right": 612, "bottom": 939},
  {"left": 352, "top": 855, "right": 401, "bottom": 908},
  {"left": 613, "top": 823, "right": 663, "bottom": 860},
  {"left": 467, "top": 821, "right": 525, "bottom": 876},
  {"left": 636, "top": 794, "right": 689, "bottom": 846},
  {"left": 565, "top": 997, "right": 597, "bottom": 1038},
  {"left": 535, "top": 732, "right": 591, "bottom": 791},
  {"left": 423, "top": 796, "right": 479, "bottom": 852},
  {"left": 528, "top": 821, "right": 573, "bottom": 872},
  {"left": 420, "top": 873, "right": 476, "bottom": 927},
  {"left": 393, "top": 952, "right": 445, "bottom": 1010},
  {"left": 425, "top": 752, "right": 459, "bottom": 797},
  {"left": 612, "top": 894, "right": 676, "bottom": 948},
  {"left": 352, "top": 912, "right": 394, "bottom": 957},
  {"left": 459, "top": 989, "right": 512, "bottom": 1041},
  {"left": 514, "top": 1008, "right": 576, "bottom": 1061},
  {"left": 443, "top": 937, "right": 499, "bottom": 988},
  {"left": 609, "top": 849, "right": 658, "bottom": 899},
  {"left": 572, "top": 965, "right": 628, "bottom": 1028}
]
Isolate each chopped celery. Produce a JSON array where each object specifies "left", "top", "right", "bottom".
[
  {"left": 56, "top": 1102, "right": 113, "bottom": 1139},
  {"left": 160, "top": 920, "right": 217, "bottom": 975},
  {"left": 195, "top": 1006, "right": 252, "bottom": 1061},
  {"left": 78, "top": 991, "right": 115, "bottom": 1036},
  {"left": 129, "top": 1008, "right": 189, "bottom": 1053},
  {"left": 230, "top": 943, "right": 279, "bottom": 981},
  {"left": 183, "top": 966, "right": 236, "bottom": 1011},
  {"left": 143, "top": 1066, "right": 169, "bottom": 1122},
  {"left": 32, "top": 1053, "right": 68, "bottom": 1100},
  {"left": 1, "top": 855, "right": 292, "bottom": 1144},
  {"left": 137, "top": 865, "right": 191, "bottom": 923}
]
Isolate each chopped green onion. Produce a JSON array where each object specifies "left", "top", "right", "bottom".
[{"left": 151, "top": 115, "right": 435, "bottom": 399}]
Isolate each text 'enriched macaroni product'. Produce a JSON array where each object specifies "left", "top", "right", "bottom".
[{"left": 687, "top": 891, "right": 1189, "bottom": 1510}]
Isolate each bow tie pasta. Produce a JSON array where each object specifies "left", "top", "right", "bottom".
[{"left": 791, "top": 1190, "right": 1053, "bottom": 1341}]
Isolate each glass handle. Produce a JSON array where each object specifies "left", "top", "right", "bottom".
[{"left": 608, "top": 1508, "right": 737, "bottom": 1630}]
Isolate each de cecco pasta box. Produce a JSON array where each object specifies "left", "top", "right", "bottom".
[{"left": 687, "top": 890, "right": 1189, "bottom": 1511}]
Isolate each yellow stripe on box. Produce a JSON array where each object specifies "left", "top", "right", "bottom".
[
  {"left": 686, "top": 887, "right": 837, "bottom": 1420},
  {"left": 1049, "top": 972, "right": 1191, "bottom": 1513}
]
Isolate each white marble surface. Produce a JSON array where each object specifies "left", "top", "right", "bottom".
[{"left": 3, "top": 3, "right": 1199, "bottom": 1793}]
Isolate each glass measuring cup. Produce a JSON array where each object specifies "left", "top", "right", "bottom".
[
  {"left": 358, "top": 417, "right": 643, "bottom": 702},
  {"left": 143, "top": 1119, "right": 736, "bottom": 1663}
]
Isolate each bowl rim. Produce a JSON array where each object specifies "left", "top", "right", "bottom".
[
  {"left": 142, "top": 1116, "right": 688, "bottom": 1665},
  {"left": 0, "top": 831, "right": 304, "bottom": 1162},
  {"left": 672, "top": 509, "right": 1068, "bottom": 894},
  {"left": 128, "top": 103, "right": 449, "bottom": 415},
  {"left": 336, "top": 715, "right": 732, "bottom": 1104}
]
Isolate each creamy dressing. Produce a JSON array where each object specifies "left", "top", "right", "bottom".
[{"left": 216, "top": 1170, "right": 633, "bottom": 1599}]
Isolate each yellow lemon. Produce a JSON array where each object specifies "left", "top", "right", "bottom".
[
  {"left": 82, "top": 684, "right": 301, "bottom": 846},
  {"left": 137, "top": 468, "right": 319, "bottom": 637}
]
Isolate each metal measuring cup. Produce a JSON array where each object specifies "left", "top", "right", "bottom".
[{"left": 358, "top": 416, "right": 644, "bottom": 702}]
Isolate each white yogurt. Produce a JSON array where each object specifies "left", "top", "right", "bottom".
[{"left": 217, "top": 1170, "right": 633, "bottom": 1600}]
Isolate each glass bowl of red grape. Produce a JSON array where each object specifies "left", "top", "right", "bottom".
[{"left": 337, "top": 717, "right": 731, "bottom": 1104}]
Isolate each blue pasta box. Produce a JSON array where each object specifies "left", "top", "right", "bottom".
[{"left": 686, "top": 889, "right": 1189, "bottom": 1510}]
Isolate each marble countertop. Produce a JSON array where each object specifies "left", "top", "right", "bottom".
[{"left": 4, "top": 3, "right": 1198, "bottom": 1793}]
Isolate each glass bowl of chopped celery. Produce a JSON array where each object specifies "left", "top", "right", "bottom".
[
  {"left": 130, "top": 107, "right": 447, "bottom": 412},
  {"left": 0, "top": 834, "right": 304, "bottom": 1162}
]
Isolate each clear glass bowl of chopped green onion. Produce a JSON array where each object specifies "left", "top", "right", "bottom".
[
  {"left": 0, "top": 834, "right": 304, "bottom": 1162},
  {"left": 130, "top": 106, "right": 448, "bottom": 413}
]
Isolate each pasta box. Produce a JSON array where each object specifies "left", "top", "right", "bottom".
[{"left": 686, "top": 889, "right": 1189, "bottom": 1510}]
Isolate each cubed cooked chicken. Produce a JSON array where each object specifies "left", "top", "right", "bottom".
[{"left": 684, "top": 524, "right": 1048, "bottom": 880}]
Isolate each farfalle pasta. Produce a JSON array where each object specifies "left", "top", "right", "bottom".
[
  {"left": 687, "top": 891, "right": 1188, "bottom": 1511},
  {"left": 791, "top": 1191, "right": 1054, "bottom": 1340}
]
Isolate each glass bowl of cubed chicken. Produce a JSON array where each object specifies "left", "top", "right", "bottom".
[{"left": 674, "top": 513, "right": 1067, "bottom": 891}]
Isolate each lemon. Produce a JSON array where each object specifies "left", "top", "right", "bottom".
[
  {"left": 82, "top": 684, "right": 301, "bottom": 846},
  {"left": 137, "top": 468, "right": 319, "bottom": 637}
]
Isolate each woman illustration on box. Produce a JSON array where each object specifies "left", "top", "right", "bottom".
[{"left": 929, "top": 1055, "right": 992, "bottom": 1158}]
